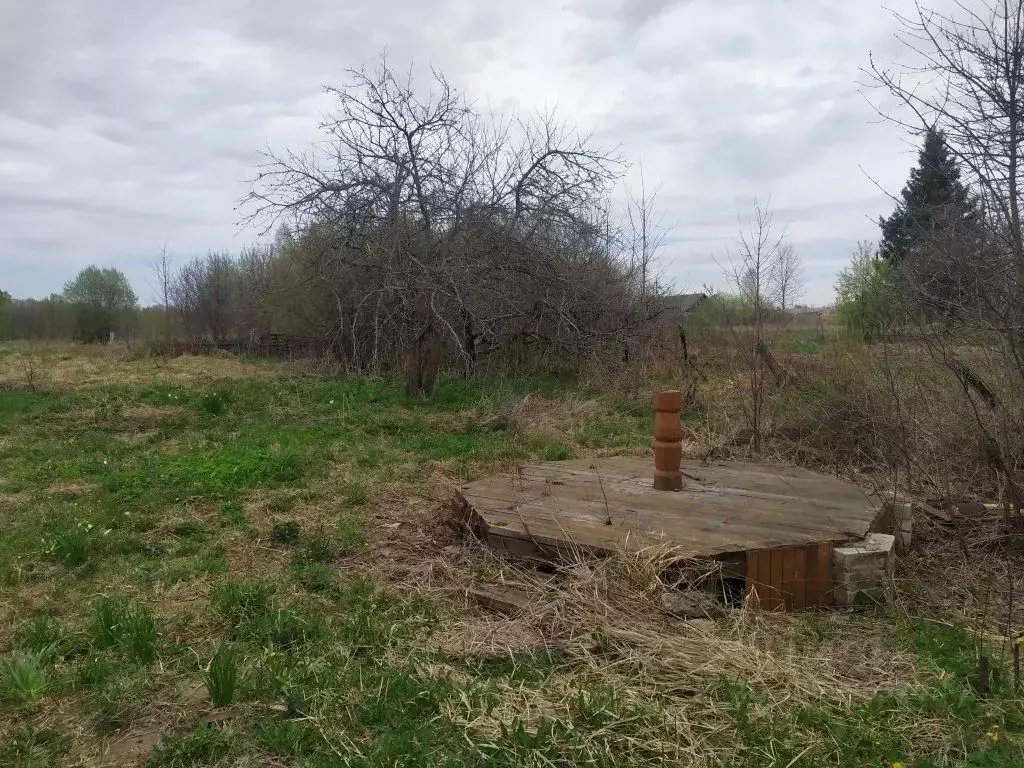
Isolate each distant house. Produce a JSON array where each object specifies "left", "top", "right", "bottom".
[
  {"left": 659, "top": 292, "right": 708, "bottom": 362},
  {"left": 661, "top": 292, "right": 708, "bottom": 316}
]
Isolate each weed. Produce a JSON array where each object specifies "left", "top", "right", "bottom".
[
  {"left": 540, "top": 443, "right": 573, "bottom": 461},
  {"left": 908, "top": 620, "right": 1008, "bottom": 695},
  {"left": 197, "top": 389, "right": 232, "bottom": 416},
  {"left": 291, "top": 559, "right": 334, "bottom": 593},
  {"left": 336, "top": 516, "right": 366, "bottom": 553},
  {"left": 90, "top": 669, "right": 151, "bottom": 732},
  {"left": 270, "top": 520, "right": 301, "bottom": 545},
  {"left": 89, "top": 595, "right": 159, "bottom": 663},
  {"left": 90, "top": 595, "right": 127, "bottom": 649},
  {"left": 304, "top": 536, "right": 334, "bottom": 563},
  {"left": 249, "top": 608, "right": 326, "bottom": 651},
  {"left": 121, "top": 608, "right": 159, "bottom": 664},
  {"left": 197, "top": 549, "right": 229, "bottom": 575},
  {"left": 203, "top": 645, "right": 238, "bottom": 707},
  {"left": 341, "top": 480, "right": 369, "bottom": 506},
  {"left": 171, "top": 521, "right": 208, "bottom": 540},
  {"left": 265, "top": 493, "right": 296, "bottom": 514},
  {"left": 0, "top": 726, "right": 70, "bottom": 767},
  {"left": 212, "top": 580, "right": 276, "bottom": 627},
  {"left": 75, "top": 654, "right": 117, "bottom": 688},
  {"left": 16, "top": 616, "right": 78, "bottom": 659},
  {"left": 145, "top": 724, "right": 231, "bottom": 767},
  {"left": 218, "top": 498, "right": 246, "bottom": 527},
  {"left": 1, "top": 652, "right": 48, "bottom": 705},
  {"left": 44, "top": 521, "right": 96, "bottom": 566},
  {"left": 253, "top": 717, "right": 320, "bottom": 757}
]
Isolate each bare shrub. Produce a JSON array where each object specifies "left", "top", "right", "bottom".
[{"left": 230, "top": 55, "right": 662, "bottom": 391}]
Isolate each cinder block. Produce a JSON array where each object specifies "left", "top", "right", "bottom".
[
  {"left": 893, "top": 501, "right": 913, "bottom": 552},
  {"left": 832, "top": 534, "right": 895, "bottom": 607}
]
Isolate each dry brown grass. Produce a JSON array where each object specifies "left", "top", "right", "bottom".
[{"left": 0, "top": 341, "right": 300, "bottom": 390}]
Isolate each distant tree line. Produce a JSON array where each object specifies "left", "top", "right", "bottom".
[{"left": 2, "top": 268, "right": 140, "bottom": 342}]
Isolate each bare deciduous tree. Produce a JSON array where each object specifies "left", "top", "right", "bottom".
[
  {"left": 148, "top": 243, "right": 173, "bottom": 339},
  {"left": 625, "top": 164, "right": 670, "bottom": 302},
  {"left": 775, "top": 242, "right": 805, "bottom": 312},
  {"left": 239, "top": 55, "right": 644, "bottom": 395},
  {"left": 719, "top": 202, "right": 790, "bottom": 452}
]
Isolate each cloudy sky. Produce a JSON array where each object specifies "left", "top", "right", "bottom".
[{"left": 1, "top": 0, "right": 942, "bottom": 305}]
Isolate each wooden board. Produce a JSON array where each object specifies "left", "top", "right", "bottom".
[
  {"left": 744, "top": 541, "right": 834, "bottom": 610},
  {"left": 460, "top": 457, "right": 876, "bottom": 567}
]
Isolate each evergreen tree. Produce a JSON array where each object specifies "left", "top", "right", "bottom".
[{"left": 878, "top": 127, "right": 977, "bottom": 267}]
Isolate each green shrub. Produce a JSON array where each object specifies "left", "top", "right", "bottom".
[{"left": 836, "top": 242, "right": 900, "bottom": 341}]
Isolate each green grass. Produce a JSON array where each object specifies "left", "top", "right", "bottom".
[
  {"left": 203, "top": 645, "right": 238, "bottom": 707},
  {"left": 146, "top": 725, "right": 232, "bottom": 767},
  {"left": 1, "top": 653, "right": 49, "bottom": 706},
  {"left": 89, "top": 595, "right": 159, "bottom": 663},
  {"left": 1, "top": 349, "right": 1021, "bottom": 765},
  {"left": 0, "top": 726, "right": 70, "bottom": 767}
]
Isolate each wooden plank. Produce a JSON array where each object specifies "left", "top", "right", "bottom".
[
  {"left": 483, "top": 513, "right": 825, "bottom": 561},
  {"left": 481, "top": 512, "right": 850, "bottom": 563},
  {"left": 465, "top": 470, "right": 876, "bottom": 530},
  {"left": 781, "top": 547, "right": 806, "bottom": 610},
  {"left": 466, "top": 488, "right": 870, "bottom": 542},
  {"left": 468, "top": 471, "right": 871, "bottom": 519},
  {"left": 467, "top": 586, "right": 534, "bottom": 615},
  {"left": 767, "top": 548, "right": 785, "bottom": 611},
  {"left": 463, "top": 457, "right": 875, "bottom": 573},
  {"left": 501, "top": 454, "right": 868, "bottom": 497},
  {"left": 745, "top": 550, "right": 763, "bottom": 607},
  {"left": 804, "top": 541, "right": 833, "bottom": 607},
  {"left": 474, "top": 495, "right": 856, "bottom": 554}
]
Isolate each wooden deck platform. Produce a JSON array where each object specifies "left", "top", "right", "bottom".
[{"left": 457, "top": 457, "right": 877, "bottom": 562}]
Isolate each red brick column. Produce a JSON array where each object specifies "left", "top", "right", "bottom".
[{"left": 652, "top": 390, "right": 684, "bottom": 491}]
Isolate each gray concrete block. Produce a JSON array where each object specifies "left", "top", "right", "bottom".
[{"left": 832, "top": 533, "right": 895, "bottom": 607}]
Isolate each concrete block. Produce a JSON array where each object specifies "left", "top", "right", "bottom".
[
  {"left": 893, "top": 501, "right": 913, "bottom": 552},
  {"left": 869, "top": 497, "right": 915, "bottom": 553},
  {"left": 660, "top": 589, "right": 723, "bottom": 618},
  {"left": 832, "top": 533, "right": 895, "bottom": 607}
]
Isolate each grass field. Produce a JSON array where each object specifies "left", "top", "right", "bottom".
[{"left": 1, "top": 343, "right": 1022, "bottom": 767}]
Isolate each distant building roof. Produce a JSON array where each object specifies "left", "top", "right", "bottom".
[{"left": 661, "top": 292, "right": 708, "bottom": 314}]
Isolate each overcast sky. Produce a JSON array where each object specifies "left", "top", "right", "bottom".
[{"left": 1, "top": 0, "right": 943, "bottom": 305}]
